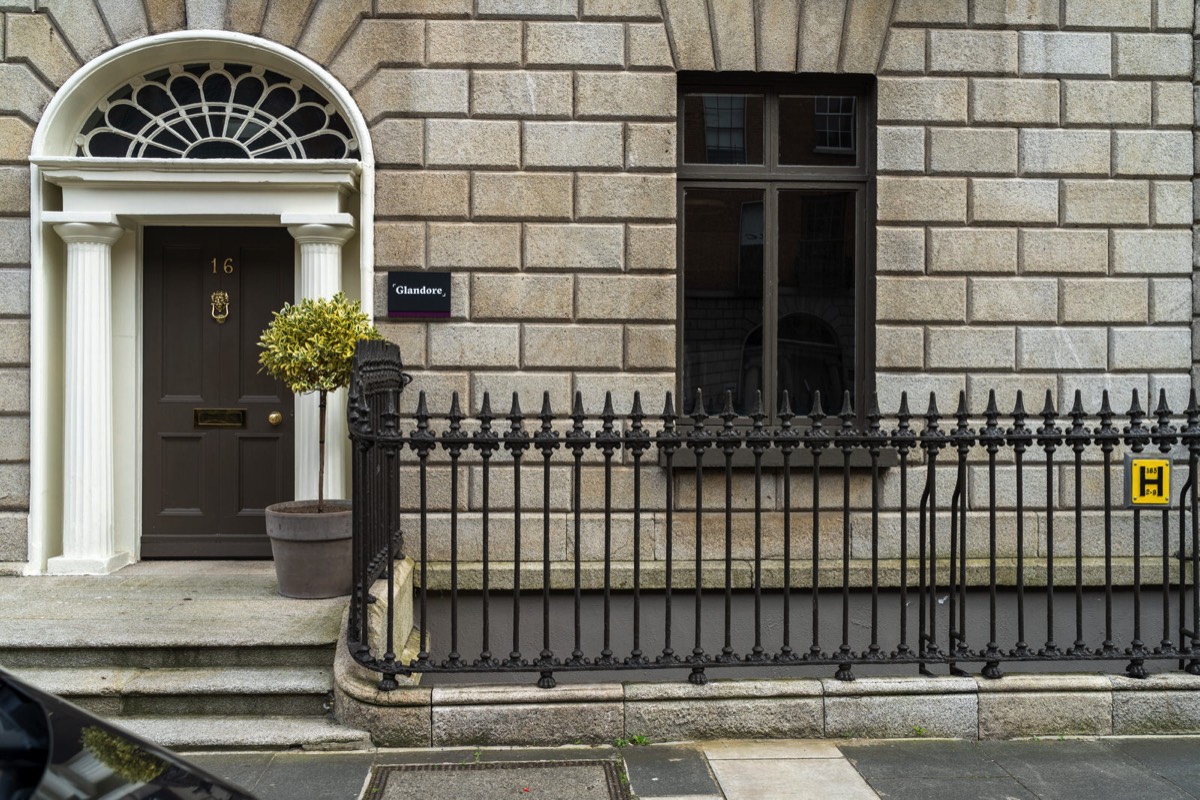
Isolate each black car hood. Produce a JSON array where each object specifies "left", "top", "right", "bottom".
[{"left": 0, "top": 668, "right": 256, "bottom": 800}]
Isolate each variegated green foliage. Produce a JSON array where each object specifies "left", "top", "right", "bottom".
[
  {"left": 259, "top": 293, "right": 380, "bottom": 506},
  {"left": 257, "top": 292, "right": 380, "bottom": 394}
]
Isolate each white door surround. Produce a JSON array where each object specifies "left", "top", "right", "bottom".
[{"left": 27, "top": 32, "right": 375, "bottom": 574}]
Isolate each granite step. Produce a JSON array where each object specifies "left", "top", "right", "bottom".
[
  {"left": 0, "top": 562, "right": 360, "bottom": 749},
  {"left": 112, "top": 714, "right": 373, "bottom": 751},
  {"left": 0, "top": 643, "right": 336, "bottom": 669},
  {"left": 8, "top": 665, "right": 336, "bottom": 717}
]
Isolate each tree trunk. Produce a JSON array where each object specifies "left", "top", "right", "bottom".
[{"left": 317, "top": 389, "right": 327, "bottom": 513}]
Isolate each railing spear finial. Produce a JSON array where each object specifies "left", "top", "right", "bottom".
[
  {"left": 810, "top": 389, "right": 825, "bottom": 424},
  {"left": 838, "top": 389, "right": 854, "bottom": 427}
]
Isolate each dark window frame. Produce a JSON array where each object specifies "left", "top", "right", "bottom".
[{"left": 676, "top": 72, "right": 877, "bottom": 423}]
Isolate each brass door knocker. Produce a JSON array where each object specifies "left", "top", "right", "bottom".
[{"left": 211, "top": 291, "right": 230, "bottom": 324}]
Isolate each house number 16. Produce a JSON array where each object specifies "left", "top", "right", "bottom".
[{"left": 211, "top": 257, "right": 234, "bottom": 274}]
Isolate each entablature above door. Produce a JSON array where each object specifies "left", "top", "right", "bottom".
[{"left": 34, "top": 157, "right": 360, "bottom": 220}]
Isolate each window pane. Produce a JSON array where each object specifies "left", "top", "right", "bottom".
[
  {"left": 779, "top": 95, "right": 858, "bottom": 167},
  {"left": 683, "top": 187, "right": 765, "bottom": 415},
  {"left": 777, "top": 190, "right": 856, "bottom": 414},
  {"left": 682, "top": 94, "right": 765, "bottom": 165}
]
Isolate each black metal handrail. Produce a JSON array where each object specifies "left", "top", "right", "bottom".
[{"left": 347, "top": 340, "right": 1200, "bottom": 689}]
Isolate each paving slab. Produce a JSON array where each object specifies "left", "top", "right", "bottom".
[
  {"left": 185, "top": 752, "right": 380, "bottom": 800},
  {"left": 841, "top": 740, "right": 1010, "bottom": 780},
  {"left": 184, "top": 752, "right": 275, "bottom": 794},
  {"left": 621, "top": 744, "right": 721, "bottom": 798},
  {"left": 254, "top": 752, "right": 378, "bottom": 800},
  {"left": 867, "top": 776, "right": 1036, "bottom": 800},
  {"left": 708, "top": 756, "right": 878, "bottom": 800},
  {"left": 1102, "top": 739, "right": 1200, "bottom": 799},
  {"left": 983, "top": 740, "right": 1195, "bottom": 800},
  {"left": 704, "top": 739, "right": 842, "bottom": 759}
]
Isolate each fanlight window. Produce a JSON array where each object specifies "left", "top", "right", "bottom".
[{"left": 76, "top": 62, "right": 359, "bottom": 159}]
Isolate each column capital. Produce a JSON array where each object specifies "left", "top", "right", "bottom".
[
  {"left": 52, "top": 221, "right": 126, "bottom": 246},
  {"left": 287, "top": 223, "right": 355, "bottom": 247}
]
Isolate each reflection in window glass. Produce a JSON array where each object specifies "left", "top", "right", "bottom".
[
  {"left": 682, "top": 94, "right": 765, "bottom": 165},
  {"left": 683, "top": 187, "right": 765, "bottom": 415},
  {"left": 779, "top": 95, "right": 857, "bottom": 166},
  {"left": 777, "top": 190, "right": 856, "bottom": 413},
  {"left": 679, "top": 79, "right": 868, "bottom": 420},
  {"left": 703, "top": 96, "right": 747, "bottom": 163},
  {"left": 814, "top": 96, "right": 855, "bottom": 151}
]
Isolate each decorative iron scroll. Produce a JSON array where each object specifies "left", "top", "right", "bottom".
[{"left": 75, "top": 62, "right": 359, "bottom": 159}]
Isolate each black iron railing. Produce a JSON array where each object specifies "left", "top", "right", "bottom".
[{"left": 346, "top": 340, "right": 1200, "bottom": 689}]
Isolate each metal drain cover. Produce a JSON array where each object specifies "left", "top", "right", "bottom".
[{"left": 363, "top": 760, "right": 630, "bottom": 800}]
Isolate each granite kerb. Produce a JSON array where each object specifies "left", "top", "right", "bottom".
[{"left": 331, "top": 659, "right": 1200, "bottom": 747}]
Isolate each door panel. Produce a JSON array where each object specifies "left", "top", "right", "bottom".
[
  {"left": 159, "top": 436, "right": 205, "bottom": 513},
  {"left": 159, "top": 244, "right": 208, "bottom": 399},
  {"left": 233, "top": 242, "right": 291, "bottom": 400},
  {"left": 143, "top": 227, "right": 295, "bottom": 558},
  {"left": 235, "top": 435, "right": 284, "bottom": 513}
]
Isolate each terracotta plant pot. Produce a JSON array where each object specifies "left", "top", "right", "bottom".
[{"left": 264, "top": 499, "right": 353, "bottom": 599}]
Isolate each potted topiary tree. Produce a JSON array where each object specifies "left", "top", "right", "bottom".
[{"left": 258, "top": 291, "right": 380, "bottom": 598}]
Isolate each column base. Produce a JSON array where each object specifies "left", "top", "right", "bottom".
[{"left": 46, "top": 551, "right": 133, "bottom": 575}]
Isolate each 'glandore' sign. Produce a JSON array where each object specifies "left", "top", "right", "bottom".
[{"left": 387, "top": 271, "right": 451, "bottom": 318}]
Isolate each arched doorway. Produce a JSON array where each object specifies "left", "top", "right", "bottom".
[{"left": 27, "top": 32, "right": 374, "bottom": 573}]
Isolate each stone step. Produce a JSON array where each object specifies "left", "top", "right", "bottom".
[
  {"left": 9, "top": 665, "right": 337, "bottom": 717},
  {"left": 112, "top": 714, "right": 373, "bottom": 751},
  {"left": 0, "top": 643, "right": 335, "bottom": 669},
  {"left": 0, "top": 564, "right": 362, "bottom": 750},
  {"left": 0, "top": 565, "right": 347, "bottom": 673}
]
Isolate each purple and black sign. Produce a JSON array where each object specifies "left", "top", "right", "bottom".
[{"left": 387, "top": 271, "right": 451, "bottom": 318}]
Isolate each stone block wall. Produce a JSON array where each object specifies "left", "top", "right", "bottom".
[
  {"left": 0, "top": 6, "right": 39, "bottom": 565},
  {"left": 874, "top": 1, "right": 1196, "bottom": 415},
  {"left": 342, "top": 0, "right": 1197, "bottom": 422},
  {"left": 0, "top": 0, "right": 1196, "bottom": 578}
]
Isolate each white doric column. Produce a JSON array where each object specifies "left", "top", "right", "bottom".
[
  {"left": 48, "top": 221, "right": 131, "bottom": 574},
  {"left": 287, "top": 220, "right": 355, "bottom": 502}
]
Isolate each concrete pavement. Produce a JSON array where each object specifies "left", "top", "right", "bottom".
[{"left": 186, "top": 736, "right": 1200, "bottom": 800}]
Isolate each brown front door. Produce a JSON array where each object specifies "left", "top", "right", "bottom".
[{"left": 142, "top": 227, "right": 295, "bottom": 558}]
